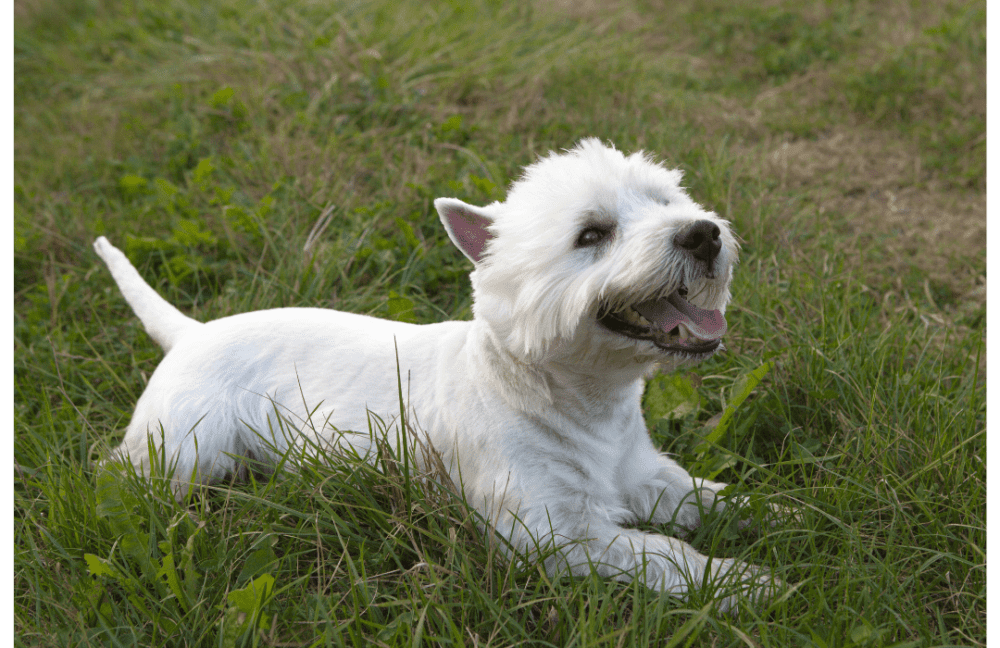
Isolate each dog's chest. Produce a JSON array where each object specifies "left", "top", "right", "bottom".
[{"left": 524, "top": 402, "right": 652, "bottom": 497}]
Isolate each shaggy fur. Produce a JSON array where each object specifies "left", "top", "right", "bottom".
[{"left": 95, "top": 138, "right": 772, "bottom": 610}]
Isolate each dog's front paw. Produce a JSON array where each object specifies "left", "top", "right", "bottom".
[{"left": 666, "top": 483, "right": 728, "bottom": 536}]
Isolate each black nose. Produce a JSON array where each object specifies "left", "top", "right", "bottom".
[{"left": 675, "top": 220, "right": 722, "bottom": 263}]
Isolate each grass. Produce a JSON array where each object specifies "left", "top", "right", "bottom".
[{"left": 14, "top": 0, "right": 985, "bottom": 645}]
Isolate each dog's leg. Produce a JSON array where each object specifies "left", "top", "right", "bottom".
[
  {"left": 539, "top": 522, "right": 771, "bottom": 612},
  {"left": 102, "top": 419, "right": 230, "bottom": 502},
  {"left": 268, "top": 404, "right": 395, "bottom": 472},
  {"left": 622, "top": 454, "right": 728, "bottom": 531},
  {"left": 627, "top": 455, "right": 790, "bottom": 535}
]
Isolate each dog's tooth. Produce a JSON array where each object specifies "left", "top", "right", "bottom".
[
  {"left": 678, "top": 324, "right": 690, "bottom": 340},
  {"left": 623, "top": 308, "right": 644, "bottom": 327}
]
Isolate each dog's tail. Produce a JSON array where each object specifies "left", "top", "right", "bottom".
[{"left": 93, "top": 236, "right": 202, "bottom": 352}]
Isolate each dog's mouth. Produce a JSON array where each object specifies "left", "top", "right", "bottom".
[{"left": 597, "top": 286, "right": 727, "bottom": 355}]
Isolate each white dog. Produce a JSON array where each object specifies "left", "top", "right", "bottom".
[{"left": 94, "top": 138, "right": 772, "bottom": 609}]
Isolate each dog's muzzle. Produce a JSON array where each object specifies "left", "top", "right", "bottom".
[{"left": 597, "top": 286, "right": 727, "bottom": 355}]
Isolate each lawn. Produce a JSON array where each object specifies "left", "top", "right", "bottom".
[{"left": 14, "top": 0, "right": 985, "bottom": 646}]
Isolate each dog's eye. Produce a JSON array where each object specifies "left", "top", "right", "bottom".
[{"left": 576, "top": 226, "right": 611, "bottom": 248}]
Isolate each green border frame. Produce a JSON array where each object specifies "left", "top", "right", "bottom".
[
  {"left": 0, "top": 3, "right": 1000, "bottom": 645},
  {"left": 986, "top": 0, "right": 1000, "bottom": 630},
  {"left": 0, "top": 2, "right": 14, "bottom": 645}
]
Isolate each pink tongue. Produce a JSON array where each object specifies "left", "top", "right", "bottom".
[{"left": 635, "top": 293, "right": 727, "bottom": 341}]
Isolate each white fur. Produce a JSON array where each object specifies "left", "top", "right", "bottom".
[{"left": 94, "top": 138, "right": 772, "bottom": 610}]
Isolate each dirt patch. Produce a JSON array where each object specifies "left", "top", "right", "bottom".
[{"left": 758, "top": 126, "right": 985, "bottom": 306}]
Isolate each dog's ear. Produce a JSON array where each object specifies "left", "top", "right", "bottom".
[{"left": 434, "top": 198, "right": 495, "bottom": 265}]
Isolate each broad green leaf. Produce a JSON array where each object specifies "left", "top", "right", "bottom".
[
  {"left": 644, "top": 373, "right": 702, "bottom": 422},
  {"left": 705, "top": 361, "right": 773, "bottom": 445},
  {"left": 227, "top": 573, "right": 275, "bottom": 616},
  {"left": 387, "top": 290, "right": 417, "bottom": 323},
  {"left": 84, "top": 553, "right": 119, "bottom": 579}
]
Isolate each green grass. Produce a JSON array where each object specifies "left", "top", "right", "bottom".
[{"left": 14, "top": 0, "right": 985, "bottom": 645}]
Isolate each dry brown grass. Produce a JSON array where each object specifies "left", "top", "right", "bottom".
[{"left": 759, "top": 128, "right": 983, "bottom": 295}]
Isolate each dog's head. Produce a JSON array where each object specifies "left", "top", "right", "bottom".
[{"left": 435, "top": 138, "right": 738, "bottom": 373}]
